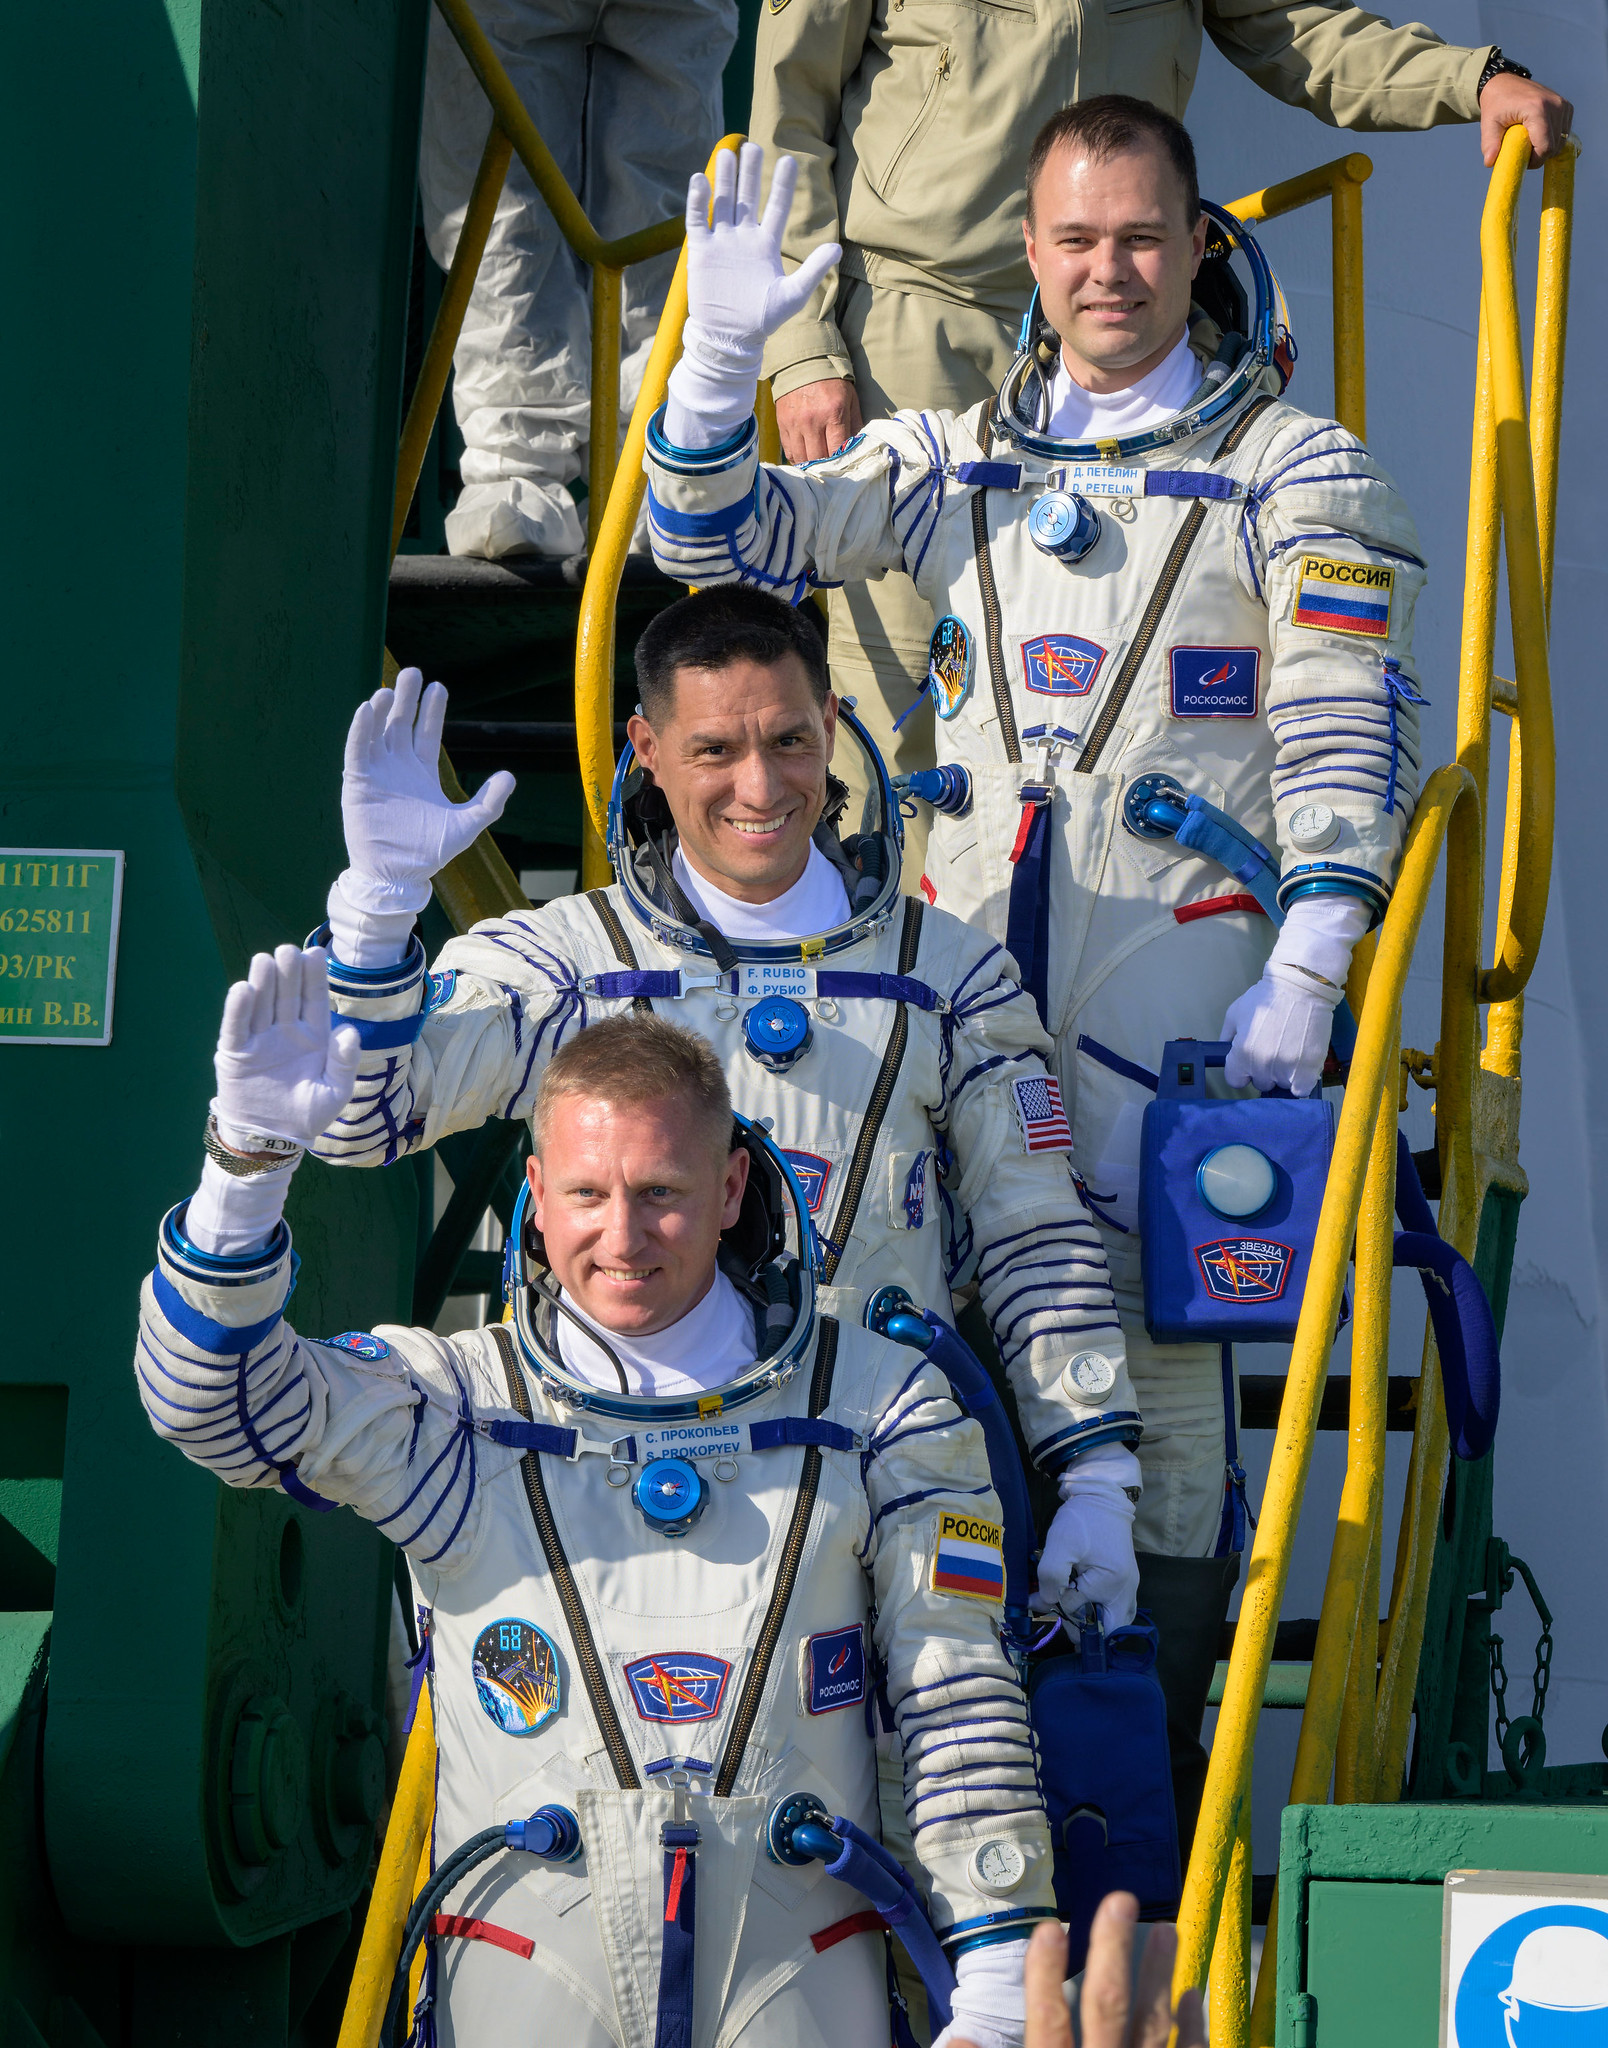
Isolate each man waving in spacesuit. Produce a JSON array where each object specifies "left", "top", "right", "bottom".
[
  {"left": 137, "top": 988, "right": 1058, "bottom": 2047},
  {"left": 310, "top": 593, "right": 1146, "bottom": 1648},
  {"left": 642, "top": 100, "right": 1430, "bottom": 1848}
]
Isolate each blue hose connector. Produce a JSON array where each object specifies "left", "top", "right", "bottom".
[{"left": 895, "top": 765, "right": 973, "bottom": 818}]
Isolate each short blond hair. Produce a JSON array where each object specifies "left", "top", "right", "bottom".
[{"left": 533, "top": 1014, "right": 734, "bottom": 1160}]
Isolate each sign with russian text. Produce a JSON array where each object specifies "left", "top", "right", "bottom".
[{"left": 0, "top": 850, "right": 125, "bottom": 1046}]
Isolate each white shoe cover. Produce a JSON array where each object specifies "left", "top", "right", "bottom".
[{"left": 446, "top": 478, "right": 586, "bottom": 560}]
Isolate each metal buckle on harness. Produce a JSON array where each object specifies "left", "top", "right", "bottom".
[{"left": 678, "top": 969, "right": 729, "bottom": 999}]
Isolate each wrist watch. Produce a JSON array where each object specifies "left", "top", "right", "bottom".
[{"left": 1478, "top": 47, "right": 1533, "bottom": 98}]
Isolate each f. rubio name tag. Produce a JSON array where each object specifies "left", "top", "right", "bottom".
[{"left": 739, "top": 963, "right": 816, "bottom": 1002}]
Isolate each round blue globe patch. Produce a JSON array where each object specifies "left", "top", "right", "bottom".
[{"left": 471, "top": 1617, "right": 561, "bottom": 1736}]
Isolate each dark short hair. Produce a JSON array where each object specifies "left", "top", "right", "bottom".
[
  {"left": 633, "top": 586, "right": 830, "bottom": 725},
  {"left": 534, "top": 1013, "right": 733, "bottom": 1162},
  {"left": 1025, "top": 96, "right": 1200, "bottom": 228}
]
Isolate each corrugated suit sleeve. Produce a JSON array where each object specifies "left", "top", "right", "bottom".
[
  {"left": 749, "top": 0, "right": 874, "bottom": 398},
  {"left": 858, "top": 1340, "right": 1055, "bottom": 1936},
  {"left": 136, "top": 1205, "right": 510, "bottom": 1573},
  {"left": 644, "top": 405, "right": 954, "bottom": 602},
  {"left": 1205, "top": 0, "right": 1485, "bottom": 130},
  {"left": 313, "top": 908, "right": 598, "bottom": 1166},
  {"left": 933, "top": 928, "right": 1140, "bottom": 1473},
  {"left": 1239, "top": 413, "right": 1429, "bottom": 917}
]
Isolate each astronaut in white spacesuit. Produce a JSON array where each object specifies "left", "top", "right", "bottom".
[
  {"left": 641, "top": 101, "right": 1430, "bottom": 1847},
  {"left": 137, "top": 988, "right": 1057, "bottom": 2048},
  {"left": 311, "top": 595, "right": 1146, "bottom": 1651}
]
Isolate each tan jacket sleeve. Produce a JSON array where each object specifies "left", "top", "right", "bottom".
[
  {"left": 1205, "top": 0, "right": 1487, "bottom": 129},
  {"left": 749, "top": 0, "right": 876, "bottom": 398}
]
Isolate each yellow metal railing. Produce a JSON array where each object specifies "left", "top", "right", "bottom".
[
  {"left": 1228, "top": 152, "right": 1372, "bottom": 441},
  {"left": 1175, "top": 124, "right": 1574, "bottom": 2046}
]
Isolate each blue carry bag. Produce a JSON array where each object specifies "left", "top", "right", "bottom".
[
  {"left": 1027, "top": 1616, "right": 1180, "bottom": 1973},
  {"left": 1140, "top": 1038, "right": 1336, "bottom": 1344}
]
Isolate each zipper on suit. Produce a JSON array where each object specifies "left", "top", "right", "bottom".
[
  {"left": 713, "top": 1320, "right": 840, "bottom": 1796},
  {"left": 880, "top": 47, "right": 952, "bottom": 198},
  {"left": 820, "top": 898, "right": 924, "bottom": 1285},
  {"left": 493, "top": 1325, "right": 641, "bottom": 1789},
  {"left": 971, "top": 490, "right": 1022, "bottom": 763},
  {"left": 587, "top": 890, "right": 653, "bottom": 1014},
  {"left": 1075, "top": 395, "right": 1274, "bottom": 776}
]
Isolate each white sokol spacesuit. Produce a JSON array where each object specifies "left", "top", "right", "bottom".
[
  {"left": 644, "top": 169, "right": 1428, "bottom": 1571},
  {"left": 314, "top": 709, "right": 1141, "bottom": 1489},
  {"left": 137, "top": 1069, "right": 1057, "bottom": 2047}
]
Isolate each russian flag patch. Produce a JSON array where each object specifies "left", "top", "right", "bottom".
[
  {"left": 930, "top": 1512, "right": 1006, "bottom": 1601},
  {"left": 1291, "top": 555, "right": 1394, "bottom": 639}
]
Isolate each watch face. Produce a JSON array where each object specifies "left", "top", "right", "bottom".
[
  {"left": 973, "top": 1839, "right": 1027, "bottom": 1894},
  {"left": 1065, "top": 1351, "right": 1118, "bottom": 1399},
  {"left": 1290, "top": 802, "right": 1337, "bottom": 849}
]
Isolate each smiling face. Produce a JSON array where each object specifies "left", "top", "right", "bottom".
[
  {"left": 1024, "top": 138, "right": 1207, "bottom": 393},
  {"left": 527, "top": 1091, "right": 749, "bottom": 1336},
  {"left": 626, "top": 652, "right": 837, "bottom": 904}
]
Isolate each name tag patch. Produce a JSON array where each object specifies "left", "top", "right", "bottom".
[
  {"left": 623, "top": 1652, "right": 732, "bottom": 1723},
  {"left": 803, "top": 1624, "right": 868, "bottom": 1714},
  {"left": 638, "top": 1420, "right": 743, "bottom": 1459},
  {"left": 1196, "top": 1237, "right": 1294, "bottom": 1303},
  {"left": 739, "top": 962, "right": 817, "bottom": 1002},
  {"left": 1291, "top": 555, "right": 1394, "bottom": 639},
  {"left": 1022, "top": 633, "right": 1106, "bottom": 697},
  {"left": 1170, "top": 646, "right": 1260, "bottom": 718},
  {"left": 783, "top": 1150, "right": 832, "bottom": 1213},
  {"left": 931, "top": 1512, "right": 1006, "bottom": 1601},
  {"left": 473, "top": 1618, "right": 562, "bottom": 1736}
]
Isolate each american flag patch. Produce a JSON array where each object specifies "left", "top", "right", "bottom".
[
  {"left": 1012, "top": 1074, "right": 1072, "bottom": 1153},
  {"left": 1291, "top": 555, "right": 1394, "bottom": 639},
  {"left": 931, "top": 1512, "right": 1006, "bottom": 1601}
]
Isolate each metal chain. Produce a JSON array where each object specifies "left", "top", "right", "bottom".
[
  {"left": 1489, "top": 1631, "right": 1511, "bottom": 1750},
  {"left": 1533, "top": 1616, "right": 1554, "bottom": 1724}
]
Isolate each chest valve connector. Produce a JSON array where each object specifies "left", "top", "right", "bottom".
[{"left": 634, "top": 1456, "right": 709, "bottom": 1538}]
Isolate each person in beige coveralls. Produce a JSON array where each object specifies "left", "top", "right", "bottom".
[{"left": 752, "top": 4, "right": 1570, "bottom": 830}]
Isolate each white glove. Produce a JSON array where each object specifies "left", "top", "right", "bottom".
[
  {"left": 1033, "top": 1443, "right": 1141, "bottom": 1630},
  {"left": 932, "top": 1936, "right": 1029, "bottom": 2048},
  {"left": 1221, "top": 892, "right": 1370, "bottom": 1096},
  {"left": 188, "top": 948, "right": 362, "bottom": 1258},
  {"left": 663, "top": 145, "right": 841, "bottom": 448},
  {"left": 329, "top": 668, "right": 514, "bottom": 967}
]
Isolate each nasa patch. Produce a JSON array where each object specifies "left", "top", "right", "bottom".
[
  {"left": 327, "top": 1330, "right": 391, "bottom": 1361},
  {"left": 472, "top": 1618, "right": 561, "bottom": 1736},
  {"left": 623, "top": 1652, "right": 732, "bottom": 1723},
  {"left": 783, "top": 1150, "right": 832, "bottom": 1214},
  {"left": 803, "top": 1624, "right": 868, "bottom": 1715},
  {"left": 1195, "top": 1237, "right": 1294, "bottom": 1303},
  {"left": 1170, "top": 647, "right": 1260, "bottom": 718},
  {"left": 1021, "top": 633, "right": 1106, "bottom": 697}
]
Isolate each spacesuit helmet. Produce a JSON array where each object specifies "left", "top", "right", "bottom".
[
  {"left": 503, "top": 1112, "right": 823, "bottom": 1420},
  {"left": 607, "top": 694, "right": 904, "bottom": 964},
  {"left": 993, "top": 202, "right": 1296, "bottom": 463}
]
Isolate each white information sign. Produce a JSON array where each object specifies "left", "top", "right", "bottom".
[{"left": 1442, "top": 1869, "right": 1608, "bottom": 2046}]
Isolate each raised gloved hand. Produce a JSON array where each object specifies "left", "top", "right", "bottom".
[
  {"left": 187, "top": 948, "right": 363, "bottom": 1259},
  {"left": 664, "top": 144, "right": 841, "bottom": 448},
  {"left": 1033, "top": 1443, "right": 1141, "bottom": 1629},
  {"left": 1222, "top": 892, "right": 1370, "bottom": 1097},
  {"left": 329, "top": 667, "right": 515, "bottom": 967},
  {"left": 932, "top": 1934, "right": 1029, "bottom": 2048},
  {"left": 213, "top": 946, "right": 362, "bottom": 1151}
]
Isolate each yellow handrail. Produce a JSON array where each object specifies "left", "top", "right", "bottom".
[
  {"left": 1177, "top": 122, "right": 1572, "bottom": 2040},
  {"left": 1229, "top": 153, "right": 1372, "bottom": 440},
  {"left": 337, "top": 1686, "right": 437, "bottom": 2048}
]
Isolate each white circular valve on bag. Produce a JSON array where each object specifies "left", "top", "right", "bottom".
[
  {"left": 1060, "top": 1352, "right": 1119, "bottom": 1401},
  {"left": 1197, "top": 1143, "right": 1277, "bottom": 1219},
  {"left": 970, "top": 1839, "right": 1028, "bottom": 1896}
]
